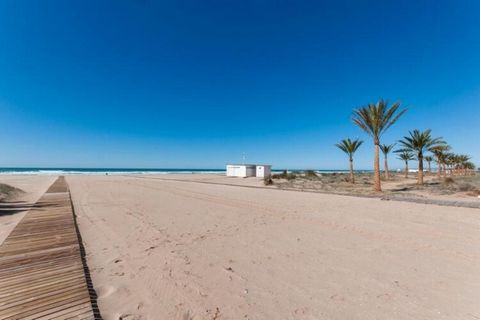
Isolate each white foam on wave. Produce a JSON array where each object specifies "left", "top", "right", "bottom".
[{"left": 0, "top": 169, "right": 226, "bottom": 175}]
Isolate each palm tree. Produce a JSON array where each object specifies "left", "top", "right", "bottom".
[
  {"left": 431, "top": 144, "right": 450, "bottom": 178},
  {"left": 464, "top": 161, "right": 476, "bottom": 175},
  {"left": 424, "top": 155, "right": 433, "bottom": 174},
  {"left": 453, "top": 154, "right": 471, "bottom": 175},
  {"left": 395, "top": 150, "right": 415, "bottom": 178},
  {"left": 379, "top": 143, "right": 395, "bottom": 180},
  {"left": 352, "top": 100, "right": 406, "bottom": 191},
  {"left": 399, "top": 129, "right": 444, "bottom": 185},
  {"left": 442, "top": 152, "right": 456, "bottom": 176},
  {"left": 335, "top": 138, "right": 363, "bottom": 184}
]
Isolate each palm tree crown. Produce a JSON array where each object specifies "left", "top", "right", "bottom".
[
  {"left": 424, "top": 155, "right": 433, "bottom": 163},
  {"left": 380, "top": 144, "right": 396, "bottom": 156},
  {"left": 335, "top": 138, "right": 363, "bottom": 160},
  {"left": 399, "top": 129, "right": 444, "bottom": 157},
  {"left": 352, "top": 100, "right": 407, "bottom": 144},
  {"left": 396, "top": 150, "right": 415, "bottom": 162}
]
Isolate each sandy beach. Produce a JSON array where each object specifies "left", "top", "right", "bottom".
[
  {"left": 44, "top": 174, "right": 480, "bottom": 319},
  {"left": 2, "top": 2, "right": 479, "bottom": 318}
]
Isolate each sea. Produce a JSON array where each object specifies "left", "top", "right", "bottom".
[{"left": 0, "top": 168, "right": 361, "bottom": 175}]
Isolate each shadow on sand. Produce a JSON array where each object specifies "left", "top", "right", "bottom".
[{"left": 0, "top": 201, "right": 60, "bottom": 216}]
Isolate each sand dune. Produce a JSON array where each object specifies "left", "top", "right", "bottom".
[
  {"left": 0, "top": 175, "right": 57, "bottom": 245},
  {"left": 64, "top": 174, "right": 480, "bottom": 320}
]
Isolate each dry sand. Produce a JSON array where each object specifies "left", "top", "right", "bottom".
[
  {"left": 63, "top": 174, "right": 480, "bottom": 320},
  {"left": 0, "top": 175, "right": 56, "bottom": 245}
]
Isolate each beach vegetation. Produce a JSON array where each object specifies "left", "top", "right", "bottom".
[
  {"left": 263, "top": 176, "right": 274, "bottom": 186},
  {"left": 431, "top": 144, "right": 451, "bottom": 178},
  {"left": 335, "top": 138, "right": 363, "bottom": 184},
  {"left": 395, "top": 149, "right": 415, "bottom": 178},
  {"left": 272, "top": 170, "right": 297, "bottom": 180},
  {"left": 304, "top": 170, "right": 318, "bottom": 179},
  {"left": 424, "top": 155, "right": 433, "bottom": 173},
  {"left": 379, "top": 143, "right": 395, "bottom": 180},
  {"left": 399, "top": 129, "right": 445, "bottom": 185},
  {"left": 0, "top": 183, "right": 23, "bottom": 201}
]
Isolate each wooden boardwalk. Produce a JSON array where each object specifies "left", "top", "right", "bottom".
[{"left": 0, "top": 177, "right": 100, "bottom": 319}]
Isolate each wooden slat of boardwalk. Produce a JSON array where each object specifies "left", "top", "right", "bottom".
[{"left": 0, "top": 177, "right": 98, "bottom": 320}]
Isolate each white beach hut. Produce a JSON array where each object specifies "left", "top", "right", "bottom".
[
  {"left": 226, "top": 164, "right": 256, "bottom": 177},
  {"left": 226, "top": 164, "right": 272, "bottom": 178},
  {"left": 255, "top": 165, "right": 272, "bottom": 178}
]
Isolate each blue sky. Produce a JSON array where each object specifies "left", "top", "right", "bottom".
[{"left": 0, "top": 0, "right": 479, "bottom": 169}]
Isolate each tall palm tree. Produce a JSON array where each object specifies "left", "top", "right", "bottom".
[
  {"left": 424, "top": 155, "right": 433, "bottom": 174},
  {"left": 379, "top": 143, "right": 395, "bottom": 180},
  {"left": 399, "top": 129, "right": 444, "bottom": 185},
  {"left": 352, "top": 100, "right": 406, "bottom": 191},
  {"left": 335, "top": 138, "right": 363, "bottom": 184},
  {"left": 395, "top": 150, "right": 415, "bottom": 178}
]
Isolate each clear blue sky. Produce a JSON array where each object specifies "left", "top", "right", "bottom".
[{"left": 0, "top": 0, "right": 479, "bottom": 169}]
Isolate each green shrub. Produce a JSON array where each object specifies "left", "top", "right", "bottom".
[
  {"left": 443, "top": 177, "right": 455, "bottom": 185},
  {"left": 458, "top": 183, "right": 476, "bottom": 192},
  {"left": 263, "top": 177, "right": 273, "bottom": 185},
  {"left": 272, "top": 170, "right": 291, "bottom": 179},
  {"left": 286, "top": 173, "right": 297, "bottom": 180},
  {"left": 304, "top": 170, "right": 318, "bottom": 178}
]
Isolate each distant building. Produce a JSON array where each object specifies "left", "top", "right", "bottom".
[
  {"left": 255, "top": 165, "right": 271, "bottom": 178},
  {"left": 226, "top": 164, "right": 272, "bottom": 178}
]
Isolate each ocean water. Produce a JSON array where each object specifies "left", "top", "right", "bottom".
[
  {"left": 0, "top": 168, "right": 226, "bottom": 175},
  {"left": 0, "top": 168, "right": 368, "bottom": 175}
]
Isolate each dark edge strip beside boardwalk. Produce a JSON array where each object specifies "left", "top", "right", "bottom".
[{"left": 0, "top": 176, "right": 101, "bottom": 319}]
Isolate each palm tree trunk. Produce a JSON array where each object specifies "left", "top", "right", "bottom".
[
  {"left": 427, "top": 161, "right": 431, "bottom": 174},
  {"left": 437, "top": 160, "right": 441, "bottom": 178},
  {"left": 349, "top": 159, "right": 355, "bottom": 184},
  {"left": 418, "top": 154, "right": 424, "bottom": 185},
  {"left": 373, "top": 142, "right": 381, "bottom": 191},
  {"left": 384, "top": 156, "right": 389, "bottom": 180},
  {"left": 405, "top": 161, "right": 409, "bottom": 178}
]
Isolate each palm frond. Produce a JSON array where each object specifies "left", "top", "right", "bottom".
[
  {"left": 352, "top": 99, "right": 406, "bottom": 142},
  {"left": 335, "top": 138, "right": 363, "bottom": 160}
]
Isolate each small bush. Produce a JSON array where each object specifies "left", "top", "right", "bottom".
[
  {"left": 0, "top": 183, "right": 23, "bottom": 201},
  {"left": 263, "top": 177, "right": 273, "bottom": 185},
  {"left": 458, "top": 183, "right": 476, "bottom": 192},
  {"left": 467, "top": 189, "right": 480, "bottom": 197},
  {"left": 286, "top": 173, "right": 297, "bottom": 180},
  {"left": 443, "top": 177, "right": 455, "bottom": 185},
  {"left": 272, "top": 170, "right": 295, "bottom": 180},
  {"left": 304, "top": 170, "right": 318, "bottom": 178}
]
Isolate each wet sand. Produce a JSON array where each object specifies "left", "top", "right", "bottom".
[{"left": 64, "top": 174, "right": 480, "bottom": 320}]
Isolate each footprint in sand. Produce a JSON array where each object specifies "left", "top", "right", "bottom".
[
  {"left": 96, "top": 285, "right": 116, "bottom": 298},
  {"left": 118, "top": 314, "right": 143, "bottom": 320}
]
